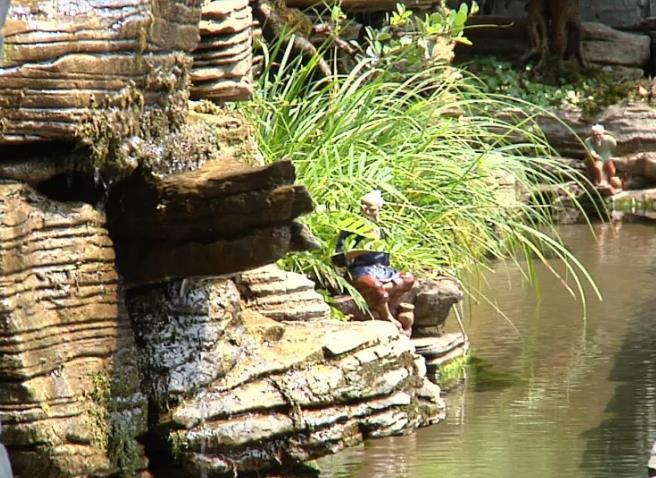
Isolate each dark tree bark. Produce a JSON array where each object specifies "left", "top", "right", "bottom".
[
  {"left": 253, "top": 0, "right": 332, "bottom": 78},
  {"left": 521, "top": 0, "right": 587, "bottom": 70}
]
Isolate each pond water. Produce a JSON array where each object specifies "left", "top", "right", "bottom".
[{"left": 318, "top": 223, "right": 656, "bottom": 478}]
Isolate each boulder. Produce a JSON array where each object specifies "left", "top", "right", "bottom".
[
  {"left": 582, "top": 23, "right": 650, "bottom": 68},
  {"left": 236, "top": 264, "right": 331, "bottom": 321},
  {"left": 401, "top": 277, "right": 464, "bottom": 338},
  {"left": 0, "top": 183, "right": 146, "bottom": 477},
  {"left": 614, "top": 152, "right": 656, "bottom": 181},
  {"left": 126, "top": 278, "right": 444, "bottom": 476},
  {"left": 0, "top": 0, "right": 202, "bottom": 144}
]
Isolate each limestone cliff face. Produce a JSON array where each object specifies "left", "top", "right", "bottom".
[
  {"left": 0, "top": 0, "right": 447, "bottom": 476},
  {"left": 126, "top": 278, "right": 443, "bottom": 476},
  {"left": 1, "top": 0, "right": 203, "bottom": 145},
  {"left": 0, "top": 183, "right": 147, "bottom": 476}
]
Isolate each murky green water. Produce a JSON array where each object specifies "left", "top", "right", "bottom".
[{"left": 318, "top": 223, "right": 656, "bottom": 478}]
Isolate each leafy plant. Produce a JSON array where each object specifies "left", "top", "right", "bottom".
[
  {"left": 241, "top": 6, "right": 599, "bottom": 314},
  {"left": 464, "top": 56, "right": 637, "bottom": 117},
  {"left": 360, "top": 2, "right": 476, "bottom": 76}
]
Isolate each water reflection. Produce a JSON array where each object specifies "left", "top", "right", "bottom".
[
  {"left": 581, "top": 292, "right": 656, "bottom": 476},
  {"left": 318, "top": 224, "right": 656, "bottom": 478}
]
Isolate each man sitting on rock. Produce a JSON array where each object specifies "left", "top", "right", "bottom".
[
  {"left": 584, "top": 124, "right": 622, "bottom": 195},
  {"left": 334, "top": 190, "right": 414, "bottom": 336}
]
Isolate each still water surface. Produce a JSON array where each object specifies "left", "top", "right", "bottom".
[{"left": 318, "top": 223, "right": 656, "bottom": 478}]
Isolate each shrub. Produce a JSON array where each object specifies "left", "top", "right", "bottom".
[{"left": 241, "top": 5, "right": 598, "bottom": 312}]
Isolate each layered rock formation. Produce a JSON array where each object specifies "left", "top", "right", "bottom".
[
  {"left": 235, "top": 264, "right": 331, "bottom": 321},
  {"left": 106, "top": 159, "right": 314, "bottom": 285},
  {"left": 0, "top": 0, "right": 203, "bottom": 145},
  {"left": 126, "top": 278, "right": 443, "bottom": 476},
  {"left": 0, "top": 0, "right": 448, "bottom": 476},
  {"left": 330, "top": 275, "right": 469, "bottom": 385},
  {"left": 285, "top": 0, "right": 434, "bottom": 11},
  {"left": 0, "top": 183, "right": 146, "bottom": 476},
  {"left": 191, "top": 0, "right": 254, "bottom": 102}
]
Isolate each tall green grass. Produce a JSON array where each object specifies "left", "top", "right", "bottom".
[{"left": 241, "top": 38, "right": 600, "bottom": 312}]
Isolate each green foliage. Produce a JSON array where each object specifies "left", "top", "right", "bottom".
[
  {"left": 84, "top": 371, "right": 141, "bottom": 477},
  {"left": 108, "top": 417, "right": 140, "bottom": 477},
  {"left": 361, "top": 2, "right": 475, "bottom": 76},
  {"left": 242, "top": 7, "right": 599, "bottom": 312},
  {"left": 436, "top": 349, "right": 471, "bottom": 389},
  {"left": 465, "top": 57, "right": 636, "bottom": 117}
]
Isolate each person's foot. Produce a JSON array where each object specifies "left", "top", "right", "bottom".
[{"left": 389, "top": 318, "right": 407, "bottom": 335}]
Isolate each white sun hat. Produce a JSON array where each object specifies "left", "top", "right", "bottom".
[
  {"left": 591, "top": 124, "right": 605, "bottom": 134},
  {"left": 361, "top": 190, "right": 384, "bottom": 206}
]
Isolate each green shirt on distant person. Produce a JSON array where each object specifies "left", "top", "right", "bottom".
[{"left": 585, "top": 135, "right": 617, "bottom": 162}]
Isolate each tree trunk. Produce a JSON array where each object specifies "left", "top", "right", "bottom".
[{"left": 521, "top": 0, "right": 587, "bottom": 70}]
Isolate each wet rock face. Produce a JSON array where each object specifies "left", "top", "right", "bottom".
[
  {"left": 0, "top": 0, "right": 202, "bottom": 144},
  {"left": 126, "top": 279, "right": 245, "bottom": 412},
  {"left": 0, "top": 183, "right": 146, "bottom": 477},
  {"left": 126, "top": 279, "right": 444, "bottom": 476}
]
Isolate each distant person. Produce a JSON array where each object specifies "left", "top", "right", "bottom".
[
  {"left": 334, "top": 190, "right": 414, "bottom": 336},
  {"left": 0, "top": 0, "right": 9, "bottom": 63},
  {"left": 584, "top": 124, "right": 622, "bottom": 195}
]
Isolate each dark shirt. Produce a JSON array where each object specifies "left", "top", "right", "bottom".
[{"left": 335, "top": 230, "right": 400, "bottom": 282}]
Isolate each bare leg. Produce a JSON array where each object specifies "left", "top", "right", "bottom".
[
  {"left": 597, "top": 160, "right": 612, "bottom": 187},
  {"left": 395, "top": 303, "right": 415, "bottom": 337},
  {"left": 386, "top": 272, "right": 415, "bottom": 317},
  {"left": 586, "top": 158, "right": 604, "bottom": 186},
  {"left": 354, "top": 275, "right": 404, "bottom": 332},
  {"left": 603, "top": 159, "right": 616, "bottom": 179},
  {"left": 604, "top": 160, "right": 622, "bottom": 194}
]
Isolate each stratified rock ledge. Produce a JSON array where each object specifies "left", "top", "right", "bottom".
[
  {"left": 0, "top": 183, "right": 146, "bottom": 477},
  {"left": 126, "top": 278, "right": 444, "bottom": 476}
]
